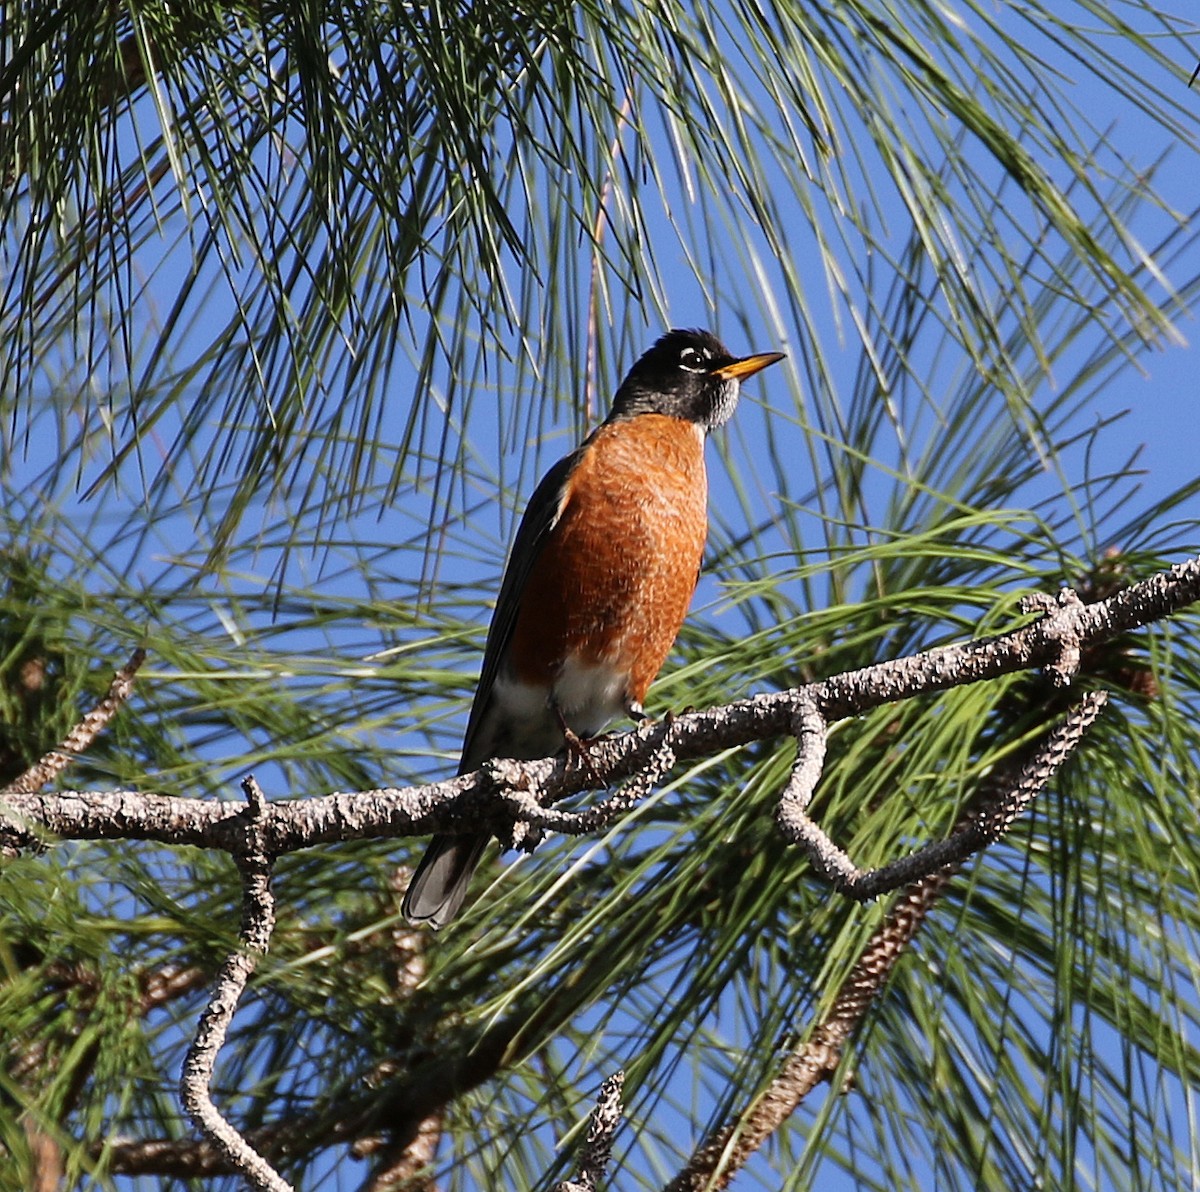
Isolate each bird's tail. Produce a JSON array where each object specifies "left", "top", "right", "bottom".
[{"left": 402, "top": 834, "right": 489, "bottom": 928}]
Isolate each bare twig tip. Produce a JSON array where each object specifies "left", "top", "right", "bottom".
[
  {"left": 241, "top": 775, "right": 268, "bottom": 819},
  {"left": 554, "top": 1071, "right": 625, "bottom": 1192}
]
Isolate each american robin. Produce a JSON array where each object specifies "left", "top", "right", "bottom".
[{"left": 402, "top": 328, "right": 784, "bottom": 927}]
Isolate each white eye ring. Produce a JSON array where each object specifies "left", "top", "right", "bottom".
[{"left": 679, "top": 346, "right": 711, "bottom": 374}]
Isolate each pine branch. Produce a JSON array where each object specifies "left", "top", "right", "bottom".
[
  {"left": 4, "top": 555, "right": 1200, "bottom": 1188},
  {"left": 6, "top": 559, "right": 1195, "bottom": 864}
]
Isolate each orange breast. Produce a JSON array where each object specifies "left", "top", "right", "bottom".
[{"left": 507, "top": 414, "right": 709, "bottom": 706}]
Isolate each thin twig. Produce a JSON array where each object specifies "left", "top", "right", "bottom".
[
  {"left": 180, "top": 776, "right": 290, "bottom": 1192},
  {"left": 776, "top": 691, "right": 1108, "bottom": 899},
  {"left": 2, "top": 648, "right": 146, "bottom": 798}
]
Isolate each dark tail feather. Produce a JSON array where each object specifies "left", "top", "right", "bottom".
[{"left": 402, "top": 834, "right": 490, "bottom": 928}]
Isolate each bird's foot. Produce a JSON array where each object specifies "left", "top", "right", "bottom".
[
  {"left": 554, "top": 708, "right": 605, "bottom": 785},
  {"left": 626, "top": 700, "right": 654, "bottom": 726},
  {"left": 629, "top": 705, "right": 687, "bottom": 729},
  {"left": 564, "top": 725, "right": 606, "bottom": 785}
]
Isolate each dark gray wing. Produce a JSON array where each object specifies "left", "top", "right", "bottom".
[
  {"left": 456, "top": 444, "right": 582, "bottom": 774},
  {"left": 403, "top": 444, "right": 585, "bottom": 928}
]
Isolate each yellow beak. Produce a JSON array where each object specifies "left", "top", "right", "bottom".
[{"left": 715, "top": 350, "right": 786, "bottom": 381}]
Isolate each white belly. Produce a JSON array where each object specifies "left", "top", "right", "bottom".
[
  {"left": 551, "top": 654, "right": 628, "bottom": 735},
  {"left": 465, "top": 655, "right": 628, "bottom": 770}
]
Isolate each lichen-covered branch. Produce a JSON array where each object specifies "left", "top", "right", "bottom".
[
  {"left": 554, "top": 1071, "right": 625, "bottom": 1192},
  {"left": 1, "top": 648, "right": 145, "bottom": 802},
  {"left": 179, "top": 777, "right": 289, "bottom": 1192},
  {"left": 776, "top": 691, "right": 1108, "bottom": 899},
  {"left": 665, "top": 691, "right": 1110, "bottom": 1192},
  {"left": 4, "top": 561, "right": 1197, "bottom": 868}
]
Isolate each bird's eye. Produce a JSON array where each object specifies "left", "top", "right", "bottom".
[{"left": 679, "top": 345, "right": 711, "bottom": 374}]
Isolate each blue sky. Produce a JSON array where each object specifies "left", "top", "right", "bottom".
[{"left": 5, "top": 6, "right": 1200, "bottom": 1190}]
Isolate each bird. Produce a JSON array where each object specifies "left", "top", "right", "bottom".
[{"left": 402, "top": 328, "right": 785, "bottom": 928}]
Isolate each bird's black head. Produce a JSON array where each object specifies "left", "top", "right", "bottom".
[{"left": 607, "top": 328, "right": 784, "bottom": 431}]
